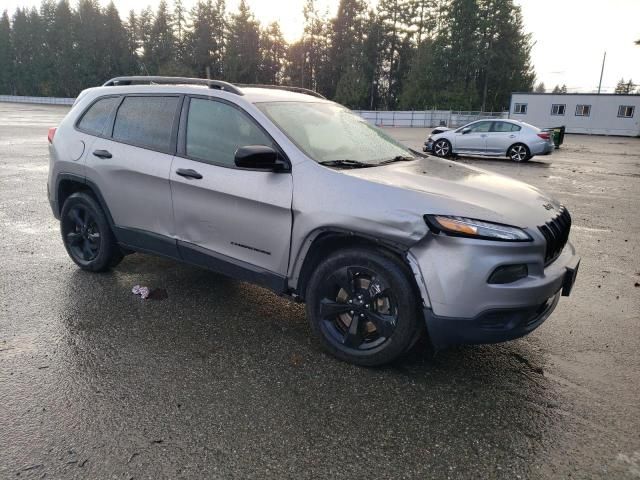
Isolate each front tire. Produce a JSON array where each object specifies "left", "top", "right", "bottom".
[
  {"left": 60, "top": 192, "right": 123, "bottom": 272},
  {"left": 433, "top": 139, "right": 452, "bottom": 158},
  {"left": 508, "top": 143, "right": 530, "bottom": 162},
  {"left": 305, "top": 248, "right": 423, "bottom": 366}
]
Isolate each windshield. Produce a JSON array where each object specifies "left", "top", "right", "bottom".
[{"left": 256, "top": 101, "right": 414, "bottom": 165}]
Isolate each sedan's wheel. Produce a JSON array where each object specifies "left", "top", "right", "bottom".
[
  {"left": 60, "top": 192, "right": 123, "bottom": 272},
  {"left": 306, "top": 248, "right": 422, "bottom": 366},
  {"left": 508, "top": 143, "right": 530, "bottom": 162},
  {"left": 433, "top": 139, "right": 451, "bottom": 157}
]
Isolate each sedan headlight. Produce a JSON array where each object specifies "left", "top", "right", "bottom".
[{"left": 424, "top": 215, "right": 532, "bottom": 242}]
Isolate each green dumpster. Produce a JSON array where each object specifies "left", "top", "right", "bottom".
[{"left": 551, "top": 126, "right": 565, "bottom": 149}]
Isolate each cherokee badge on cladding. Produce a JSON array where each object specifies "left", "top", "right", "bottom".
[{"left": 47, "top": 76, "right": 580, "bottom": 366}]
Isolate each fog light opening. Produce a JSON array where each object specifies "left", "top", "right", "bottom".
[{"left": 488, "top": 264, "right": 528, "bottom": 284}]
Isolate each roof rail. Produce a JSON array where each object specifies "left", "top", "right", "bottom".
[
  {"left": 102, "top": 76, "right": 243, "bottom": 95},
  {"left": 237, "top": 84, "right": 326, "bottom": 99}
]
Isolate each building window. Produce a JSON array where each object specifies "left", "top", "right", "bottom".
[
  {"left": 618, "top": 105, "right": 635, "bottom": 118},
  {"left": 513, "top": 103, "right": 527, "bottom": 114},
  {"left": 575, "top": 104, "right": 591, "bottom": 117},
  {"left": 551, "top": 104, "right": 566, "bottom": 116}
]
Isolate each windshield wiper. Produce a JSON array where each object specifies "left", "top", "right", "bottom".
[
  {"left": 377, "top": 155, "right": 417, "bottom": 165},
  {"left": 318, "top": 159, "right": 374, "bottom": 169}
]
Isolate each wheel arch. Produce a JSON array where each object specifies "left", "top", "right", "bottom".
[
  {"left": 506, "top": 142, "right": 530, "bottom": 158},
  {"left": 434, "top": 137, "right": 453, "bottom": 156},
  {"left": 291, "top": 229, "right": 428, "bottom": 306},
  {"left": 56, "top": 174, "right": 115, "bottom": 226}
]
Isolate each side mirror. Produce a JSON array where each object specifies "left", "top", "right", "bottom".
[
  {"left": 462, "top": 128, "right": 471, "bottom": 134},
  {"left": 234, "top": 145, "right": 289, "bottom": 172}
]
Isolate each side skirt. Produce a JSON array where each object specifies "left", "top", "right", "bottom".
[{"left": 112, "top": 226, "right": 288, "bottom": 294}]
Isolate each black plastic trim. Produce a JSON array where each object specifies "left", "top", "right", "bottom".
[
  {"left": 112, "top": 226, "right": 180, "bottom": 259},
  {"left": 178, "top": 240, "right": 287, "bottom": 293},
  {"left": 424, "top": 291, "right": 561, "bottom": 350}
]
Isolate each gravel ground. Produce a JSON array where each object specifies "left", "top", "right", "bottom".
[{"left": 0, "top": 103, "right": 639, "bottom": 479}]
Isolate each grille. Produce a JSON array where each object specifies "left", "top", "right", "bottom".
[{"left": 538, "top": 206, "right": 571, "bottom": 265}]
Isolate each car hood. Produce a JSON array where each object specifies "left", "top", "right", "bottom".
[{"left": 341, "top": 156, "right": 561, "bottom": 228}]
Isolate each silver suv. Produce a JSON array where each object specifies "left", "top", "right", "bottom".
[{"left": 47, "top": 76, "right": 580, "bottom": 366}]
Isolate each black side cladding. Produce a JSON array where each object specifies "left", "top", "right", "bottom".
[{"left": 538, "top": 206, "right": 571, "bottom": 265}]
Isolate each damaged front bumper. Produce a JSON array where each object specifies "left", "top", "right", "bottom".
[{"left": 408, "top": 234, "right": 580, "bottom": 350}]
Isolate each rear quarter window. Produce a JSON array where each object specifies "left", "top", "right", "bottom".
[
  {"left": 77, "top": 97, "right": 120, "bottom": 136},
  {"left": 112, "top": 96, "right": 180, "bottom": 152}
]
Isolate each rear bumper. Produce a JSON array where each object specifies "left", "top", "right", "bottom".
[
  {"left": 408, "top": 234, "right": 579, "bottom": 349},
  {"left": 531, "top": 141, "right": 554, "bottom": 156}
]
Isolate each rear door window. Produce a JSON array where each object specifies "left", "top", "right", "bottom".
[
  {"left": 112, "top": 96, "right": 180, "bottom": 152},
  {"left": 77, "top": 97, "right": 120, "bottom": 136},
  {"left": 185, "top": 97, "right": 274, "bottom": 167},
  {"left": 491, "top": 122, "right": 521, "bottom": 132}
]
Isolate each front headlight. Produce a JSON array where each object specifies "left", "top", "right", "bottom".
[{"left": 424, "top": 215, "right": 532, "bottom": 242}]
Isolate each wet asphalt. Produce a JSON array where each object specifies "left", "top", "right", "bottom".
[{"left": 0, "top": 103, "right": 639, "bottom": 479}]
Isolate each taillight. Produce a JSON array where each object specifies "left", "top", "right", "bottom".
[
  {"left": 537, "top": 132, "right": 550, "bottom": 140},
  {"left": 47, "top": 127, "right": 57, "bottom": 144}
]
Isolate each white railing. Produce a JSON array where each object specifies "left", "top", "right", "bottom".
[
  {"left": 0, "top": 95, "right": 75, "bottom": 105},
  {"left": 354, "top": 110, "right": 508, "bottom": 128}
]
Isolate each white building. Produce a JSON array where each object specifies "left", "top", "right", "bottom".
[{"left": 509, "top": 93, "right": 640, "bottom": 136}]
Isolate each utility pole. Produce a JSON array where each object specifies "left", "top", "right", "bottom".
[{"left": 597, "top": 51, "right": 606, "bottom": 94}]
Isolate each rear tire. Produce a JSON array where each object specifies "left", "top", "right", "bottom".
[
  {"left": 60, "top": 192, "right": 123, "bottom": 272},
  {"left": 305, "top": 248, "right": 423, "bottom": 366},
  {"left": 508, "top": 143, "right": 530, "bottom": 162},
  {"left": 433, "top": 139, "right": 452, "bottom": 158}
]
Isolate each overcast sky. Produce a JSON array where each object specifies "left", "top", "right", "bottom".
[{"left": 2, "top": 0, "right": 639, "bottom": 92}]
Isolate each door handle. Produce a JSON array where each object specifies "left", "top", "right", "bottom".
[
  {"left": 92, "top": 149, "right": 112, "bottom": 159},
  {"left": 176, "top": 168, "right": 203, "bottom": 180},
  {"left": 509, "top": 134, "right": 516, "bottom": 138}
]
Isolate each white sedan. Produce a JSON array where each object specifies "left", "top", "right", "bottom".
[{"left": 424, "top": 119, "right": 554, "bottom": 162}]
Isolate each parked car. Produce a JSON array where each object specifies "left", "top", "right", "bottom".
[
  {"left": 424, "top": 119, "right": 554, "bottom": 161},
  {"left": 47, "top": 76, "right": 579, "bottom": 366}
]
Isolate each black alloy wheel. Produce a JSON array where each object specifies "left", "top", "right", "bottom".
[
  {"left": 60, "top": 192, "right": 123, "bottom": 272},
  {"left": 306, "top": 248, "right": 423, "bottom": 366},
  {"left": 318, "top": 266, "right": 398, "bottom": 351},
  {"left": 63, "top": 204, "right": 101, "bottom": 263}
]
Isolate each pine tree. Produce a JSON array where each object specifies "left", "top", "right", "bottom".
[
  {"left": 137, "top": 7, "right": 154, "bottom": 74},
  {"left": 258, "top": 22, "right": 287, "bottom": 85},
  {"left": 300, "top": 0, "right": 328, "bottom": 92},
  {"left": 125, "top": 10, "right": 140, "bottom": 73},
  {"left": 615, "top": 78, "right": 635, "bottom": 94},
  {"left": 185, "top": 0, "right": 225, "bottom": 78},
  {"left": 73, "top": 0, "right": 107, "bottom": 88},
  {"left": 51, "top": 0, "right": 77, "bottom": 96},
  {"left": 330, "top": 0, "right": 368, "bottom": 100},
  {"left": 225, "top": 0, "right": 261, "bottom": 83},
  {"left": 0, "top": 10, "right": 14, "bottom": 94},
  {"left": 12, "top": 8, "right": 45, "bottom": 95},
  {"left": 103, "top": 2, "right": 132, "bottom": 79},
  {"left": 377, "top": 0, "right": 416, "bottom": 108},
  {"left": 361, "top": 10, "right": 384, "bottom": 109},
  {"left": 149, "top": 0, "right": 177, "bottom": 74},
  {"left": 535, "top": 82, "right": 545, "bottom": 93}
]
